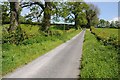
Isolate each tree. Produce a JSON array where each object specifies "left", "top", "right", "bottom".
[
  {"left": 99, "top": 19, "right": 106, "bottom": 28},
  {"left": 21, "top": 0, "right": 56, "bottom": 32},
  {"left": 8, "top": 0, "right": 20, "bottom": 32},
  {"left": 110, "top": 21, "right": 115, "bottom": 28},
  {"left": 23, "top": 3, "right": 43, "bottom": 23},
  {"left": 115, "top": 21, "right": 120, "bottom": 28},
  {"left": 70, "top": 2, "right": 88, "bottom": 29},
  {"left": 54, "top": 2, "right": 88, "bottom": 29},
  {"left": 106, "top": 21, "right": 110, "bottom": 28},
  {"left": 85, "top": 4, "right": 99, "bottom": 28},
  {"left": 41, "top": 0, "right": 51, "bottom": 31}
]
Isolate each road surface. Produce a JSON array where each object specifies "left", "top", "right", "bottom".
[{"left": 3, "top": 29, "right": 86, "bottom": 78}]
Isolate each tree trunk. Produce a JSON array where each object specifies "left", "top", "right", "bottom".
[
  {"left": 87, "top": 18, "right": 90, "bottom": 28},
  {"left": 41, "top": 1, "right": 51, "bottom": 32},
  {"left": 74, "top": 14, "right": 79, "bottom": 30},
  {"left": 85, "top": 10, "right": 91, "bottom": 29},
  {"left": 8, "top": 1, "right": 19, "bottom": 32}
]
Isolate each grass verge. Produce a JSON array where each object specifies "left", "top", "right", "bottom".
[{"left": 80, "top": 30, "right": 118, "bottom": 78}]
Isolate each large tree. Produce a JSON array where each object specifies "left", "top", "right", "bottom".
[
  {"left": 21, "top": 0, "right": 56, "bottom": 32},
  {"left": 53, "top": 2, "right": 88, "bottom": 29},
  {"left": 69, "top": 2, "right": 87, "bottom": 29},
  {"left": 41, "top": 0, "right": 51, "bottom": 31},
  {"left": 85, "top": 4, "right": 99, "bottom": 28},
  {"left": 8, "top": 0, "right": 20, "bottom": 32}
]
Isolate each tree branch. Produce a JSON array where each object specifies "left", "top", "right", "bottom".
[{"left": 21, "top": 2, "right": 44, "bottom": 10}]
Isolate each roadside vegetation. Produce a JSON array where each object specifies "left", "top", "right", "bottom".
[
  {"left": 80, "top": 30, "right": 118, "bottom": 78},
  {"left": 1, "top": 1, "right": 100, "bottom": 76},
  {"left": 1, "top": 0, "right": 119, "bottom": 78},
  {"left": 2, "top": 24, "right": 81, "bottom": 75}
]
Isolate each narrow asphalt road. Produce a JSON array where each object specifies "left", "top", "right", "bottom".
[{"left": 4, "top": 29, "right": 86, "bottom": 78}]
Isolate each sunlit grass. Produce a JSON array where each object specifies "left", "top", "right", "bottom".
[
  {"left": 20, "top": 24, "right": 40, "bottom": 37},
  {"left": 91, "top": 27, "right": 119, "bottom": 46},
  {"left": 80, "top": 31, "right": 118, "bottom": 78}
]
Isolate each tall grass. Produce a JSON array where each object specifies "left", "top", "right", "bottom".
[{"left": 80, "top": 30, "right": 118, "bottom": 78}]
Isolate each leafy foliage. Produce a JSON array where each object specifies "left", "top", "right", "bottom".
[
  {"left": 1, "top": 2, "right": 10, "bottom": 24},
  {"left": 53, "top": 2, "right": 88, "bottom": 29},
  {"left": 85, "top": 4, "right": 99, "bottom": 28}
]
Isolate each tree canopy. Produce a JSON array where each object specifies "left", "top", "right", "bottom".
[{"left": 1, "top": 0, "right": 101, "bottom": 32}]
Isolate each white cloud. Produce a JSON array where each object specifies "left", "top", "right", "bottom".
[{"left": 109, "top": 17, "right": 119, "bottom": 23}]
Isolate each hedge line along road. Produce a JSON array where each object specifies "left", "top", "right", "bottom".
[{"left": 4, "top": 29, "right": 86, "bottom": 78}]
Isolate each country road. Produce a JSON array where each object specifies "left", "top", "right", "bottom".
[{"left": 3, "top": 29, "right": 86, "bottom": 78}]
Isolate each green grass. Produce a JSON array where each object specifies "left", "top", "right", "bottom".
[
  {"left": 0, "top": 25, "right": 2, "bottom": 77},
  {"left": 80, "top": 30, "right": 118, "bottom": 78},
  {"left": 2, "top": 24, "right": 81, "bottom": 75},
  {"left": 91, "top": 27, "right": 120, "bottom": 46},
  {"left": 0, "top": 44, "right": 1, "bottom": 77}
]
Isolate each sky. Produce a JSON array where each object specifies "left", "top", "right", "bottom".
[
  {"left": 21, "top": 1, "right": 119, "bottom": 22},
  {"left": 86, "top": 2, "right": 119, "bottom": 21}
]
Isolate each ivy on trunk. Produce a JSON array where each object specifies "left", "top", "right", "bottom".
[
  {"left": 8, "top": 1, "right": 20, "bottom": 32},
  {"left": 41, "top": 1, "right": 51, "bottom": 32}
]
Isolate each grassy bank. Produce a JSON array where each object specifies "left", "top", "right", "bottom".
[
  {"left": 2, "top": 24, "right": 81, "bottom": 75},
  {"left": 80, "top": 30, "right": 118, "bottom": 78}
]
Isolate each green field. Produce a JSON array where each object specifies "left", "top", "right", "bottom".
[
  {"left": 91, "top": 27, "right": 120, "bottom": 46},
  {"left": 2, "top": 24, "right": 81, "bottom": 75},
  {"left": 80, "top": 30, "right": 118, "bottom": 78}
]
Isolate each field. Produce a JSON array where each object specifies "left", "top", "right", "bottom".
[
  {"left": 2, "top": 24, "right": 81, "bottom": 75},
  {"left": 91, "top": 27, "right": 120, "bottom": 46},
  {"left": 80, "top": 29, "right": 119, "bottom": 78}
]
